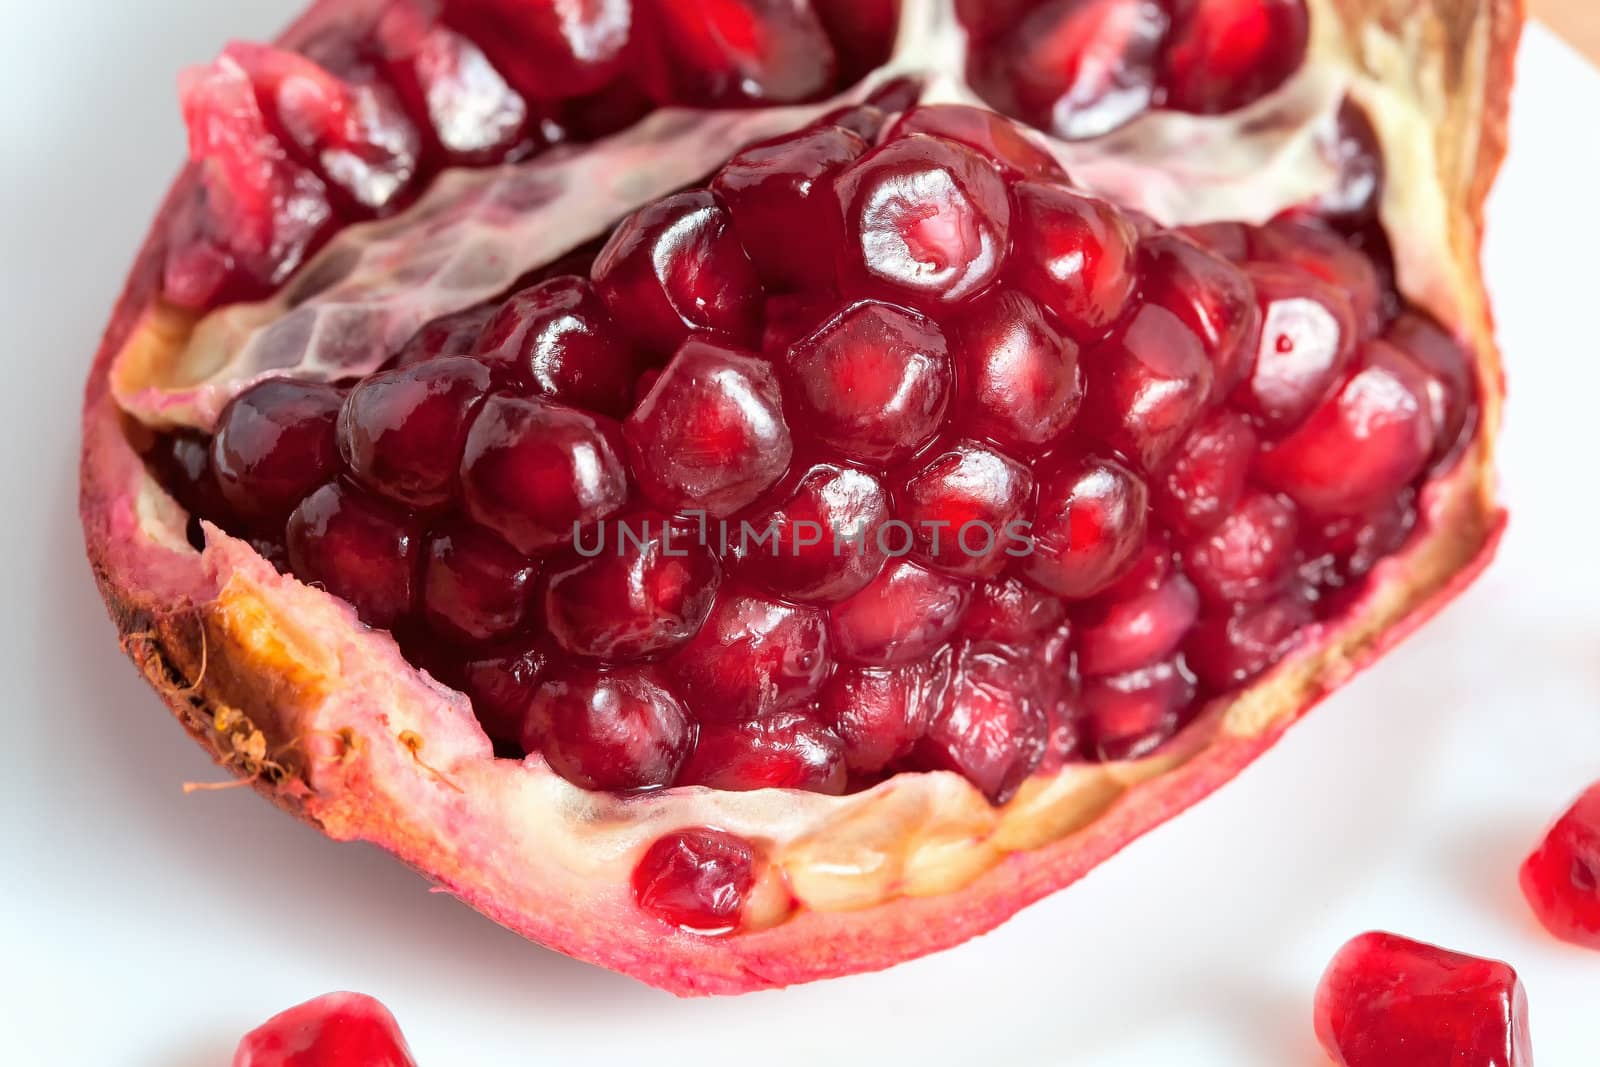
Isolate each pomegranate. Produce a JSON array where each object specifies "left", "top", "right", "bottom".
[
  {"left": 234, "top": 992, "right": 415, "bottom": 1067},
  {"left": 81, "top": 0, "right": 1515, "bottom": 993},
  {"left": 1314, "top": 932, "right": 1533, "bottom": 1066},
  {"left": 1520, "top": 782, "right": 1600, "bottom": 950}
]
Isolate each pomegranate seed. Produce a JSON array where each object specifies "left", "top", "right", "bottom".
[
  {"left": 1314, "top": 98, "right": 1385, "bottom": 226},
  {"left": 1161, "top": 0, "right": 1310, "bottom": 115},
  {"left": 544, "top": 513, "right": 721, "bottom": 659},
  {"left": 956, "top": 0, "right": 1041, "bottom": 41},
  {"left": 1181, "top": 489, "right": 1298, "bottom": 603},
  {"left": 1180, "top": 220, "right": 1250, "bottom": 261},
  {"left": 711, "top": 124, "right": 868, "bottom": 291},
  {"left": 812, "top": 0, "right": 899, "bottom": 80},
  {"left": 592, "top": 189, "right": 762, "bottom": 354},
  {"left": 454, "top": 639, "right": 548, "bottom": 746},
  {"left": 668, "top": 589, "right": 830, "bottom": 723},
  {"left": 1076, "top": 571, "right": 1200, "bottom": 677},
  {"left": 781, "top": 302, "right": 952, "bottom": 466},
  {"left": 889, "top": 104, "right": 1067, "bottom": 181},
  {"left": 1026, "top": 453, "right": 1149, "bottom": 599},
  {"left": 1152, "top": 410, "right": 1258, "bottom": 536},
  {"left": 394, "top": 305, "right": 496, "bottom": 368},
  {"left": 470, "top": 276, "right": 640, "bottom": 415},
  {"left": 286, "top": 482, "right": 422, "bottom": 629},
  {"left": 1081, "top": 656, "right": 1197, "bottom": 761},
  {"left": 1301, "top": 489, "right": 1417, "bottom": 589},
  {"left": 1010, "top": 182, "right": 1138, "bottom": 340},
  {"left": 678, "top": 712, "right": 848, "bottom": 794},
  {"left": 233, "top": 991, "right": 416, "bottom": 1067},
  {"left": 524, "top": 665, "right": 692, "bottom": 790},
  {"left": 738, "top": 464, "right": 890, "bottom": 604},
  {"left": 1314, "top": 932, "right": 1533, "bottom": 1067},
  {"left": 1520, "top": 783, "right": 1600, "bottom": 949},
  {"left": 914, "top": 642, "right": 1048, "bottom": 804},
  {"left": 1083, "top": 303, "right": 1214, "bottom": 471},
  {"left": 829, "top": 559, "right": 972, "bottom": 667},
  {"left": 460, "top": 394, "right": 628, "bottom": 553},
  {"left": 822, "top": 103, "right": 889, "bottom": 140},
  {"left": 960, "top": 576, "right": 1070, "bottom": 644},
  {"left": 817, "top": 656, "right": 948, "bottom": 774},
  {"left": 1139, "top": 233, "right": 1261, "bottom": 402},
  {"left": 632, "top": 827, "right": 757, "bottom": 934},
  {"left": 1256, "top": 341, "right": 1436, "bottom": 515},
  {"left": 441, "top": 0, "right": 633, "bottom": 101},
  {"left": 146, "top": 430, "right": 233, "bottom": 522},
  {"left": 420, "top": 521, "right": 537, "bottom": 643},
  {"left": 635, "top": 0, "right": 837, "bottom": 106},
  {"left": 951, "top": 289, "right": 1084, "bottom": 449},
  {"left": 834, "top": 134, "right": 1012, "bottom": 305},
  {"left": 1384, "top": 311, "right": 1475, "bottom": 462},
  {"left": 340, "top": 356, "right": 491, "bottom": 508},
  {"left": 1233, "top": 263, "right": 1358, "bottom": 435},
  {"left": 212, "top": 379, "right": 344, "bottom": 527},
  {"left": 900, "top": 441, "right": 1035, "bottom": 579},
  {"left": 624, "top": 339, "right": 793, "bottom": 516},
  {"left": 1249, "top": 215, "right": 1383, "bottom": 337},
  {"left": 1184, "top": 594, "right": 1310, "bottom": 689}
]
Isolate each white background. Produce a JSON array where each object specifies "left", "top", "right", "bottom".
[{"left": 3, "top": 6, "right": 1597, "bottom": 1064}]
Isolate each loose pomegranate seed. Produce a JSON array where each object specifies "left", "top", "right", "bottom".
[
  {"left": 1083, "top": 303, "right": 1215, "bottom": 471},
  {"left": 212, "top": 379, "right": 345, "bottom": 527},
  {"left": 544, "top": 513, "right": 721, "bottom": 660},
  {"left": 1314, "top": 932, "right": 1533, "bottom": 1067},
  {"left": 668, "top": 589, "right": 830, "bottom": 723},
  {"left": 1520, "top": 783, "right": 1600, "bottom": 949},
  {"left": 1081, "top": 656, "right": 1197, "bottom": 760},
  {"left": 635, "top": 0, "right": 838, "bottom": 106},
  {"left": 453, "top": 638, "right": 548, "bottom": 746},
  {"left": 524, "top": 665, "right": 692, "bottom": 790},
  {"left": 340, "top": 356, "right": 491, "bottom": 508},
  {"left": 1184, "top": 593, "right": 1310, "bottom": 689},
  {"left": 394, "top": 305, "right": 496, "bottom": 368},
  {"left": 470, "top": 276, "right": 640, "bottom": 415},
  {"left": 234, "top": 991, "right": 416, "bottom": 1067},
  {"left": 712, "top": 124, "right": 868, "bottom": 292},
  {"left": 625, "top": 339, "right": 793, "bottom": 516},
  {"left": 460, "top": 394, "right": 628, "bottom": 553},
  {"left": 1181, "top": 489, "right": 1298, "bottom": 604},
  {"left": 286, "top": 482, "right": 422, "bottom": 629},
  {"left": 1139, "top": 233, "right": 1261, "bottom": 402},
  {"left": 441, "top": 0, "right": 633, "bottom": 102},
  {"left": 1026, "top": 453, "right": 1149, "bottom": 599},
  {"left": 901, "top": 442, "right": 1034, "bottom": 578},
  {"left": 632, "top": 827, "right": 757, "bottom": 934},
  {"left": 960, "top": 576, "right": 1070, "bottom": 643},
  {"left": 890, "top": 104, "right": 1067, "bottom": 182},
  {"left": 830, "top": 559, "right": 973, "bottom": 667},
  {"left": 738, "top": 464, "right": 890, "bottom": 603},
  {"left": 914, "top": 642, "right": 1048, "bottom": 803},
  {"left": 817, "top": 656, "right": 948, "bottom": 774},
  {"left": 1249, "top": 215, "right": 1384, "bottom": 337},
  {"left": 1383, "top": 311, "right": 1475, "bottom": 462},
  {"left": 1161, "top": 0, "right": 1310, "bottom": 115},
  {"left": 679, "top": 712, "right": 848, "bottom": 794},
  {"left": 1233, "top": 263, "right": 1358, "bottom": 435},
  {"left": 1010, "top": 182, "right": 1138, "bottom": 340},
  {"left": 592, "top": 189, "right": 762, "bottom": 355},
  {"left": 1076, "top": 570, "right": 1200, "bottom": 677},
  {"left": 1152, "top": 409, "right": 1258, "bottom": 536},
  {"left": 833, "top": 134, "right": 1012, "bottom": 305},
  {"left": 952, "top": 289, "right": 1085, "bottom": 450},
  {"left": 1256, "top": 342, "right": 1435, "bottom": 515},
  {"left": 420, "top": 521, "right": 537, "bottom": 643},
  {"left": 781, "top": 302, "right": 952, "bottom": 465}
]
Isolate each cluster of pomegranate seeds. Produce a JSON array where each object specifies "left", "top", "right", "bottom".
[
  {"left": 233, "top": 991, "right": 416, "bottom": 1067},
  {"left": 151, "top": 95, "right": 1480, "bottom": 841},
  {"left": 1521, "top": 783, "right": 1600, "bottom": 949},
  {"left": 1314, "top": 932, "right": 1533, "bottom": 1066},
  {"left": 961, "top": 0, "right": 1311, "bottom": 140},
  {"left": 164, "top": 0, "right": 900, "bottom": 310}
]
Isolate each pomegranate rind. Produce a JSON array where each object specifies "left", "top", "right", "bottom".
[{"left": 82, "top": 0, "right": 1518, "bottom": 994}]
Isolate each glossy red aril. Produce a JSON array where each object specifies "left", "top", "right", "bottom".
[
  {"left": 953, "top": 290, "right": 1084, "bottom": 448},
  {"left": 636, "top": 0, "right": 838, "bottom": 106},
  {"left": 460, "top": 394, "right": 628, "bottom": 553},
  {"left": 421, "top": 521, "right": 537, "bottom": 642},
  {"left": 632, "top": 827, "right": 757, "bottom": 933},
  {"left": 1249, "top": 215, "right": 1384, "bottom": 337},
  {"left": 669, "top": 589, "right": 830, "bottom": 723},
  {"left": 781, "top": 302, "right": 952, "bottom": 465},
  {"left": 340, "top": 356, "right": 491, "bottom": 507},
  {"left": 544, "top": 513, "right": 721, "bottom": 659},
  {"left": 212, "top": 379, "right": 344, "bottom": 527},
  {"left": 1314, "top": 932, "right": 1533, "bottom": 1067},
  {"left": 146, "top": 431, "right": 233, "bottom": 525},
  {"left": 395, "top": 305, "right": 496, "bottom": 368},
  {"left": 830, "top": 560, "right": 972, "bottom": 667},
  {"left": 818, "top": 658, "right": 947, "bottom": 774},
  {"left": 1138, "top": 232, "right": 1261, "bottom": 401},
  {"left": 1153, "top": 410, "right": 1257, "bottom": 535},
  {"left": 1301, "top": 489, "right": 1418, "bottom": 589},
  {"left": 890, "top": 104, "right": 1067, "bottom": 182},
  {"left": 833, "top": 134, "right": 1012, "bottom": 305},
  {"left": 914, "top": 642, "right": 1047, "bottom": 803},
  {"left": 1384, "top": 312, "right": 1475, "bottom": 460},
  {"left": 1162, "top": 0, "right": 1310, "bottom": 115},
  {"left": 1184, "top": 592, "right": 1309, "bottom": 689},
  {"left": 739, "top": 465, "right": 890, "bottom": 603},
  {"left": 962, "top": 576, "right": 1069, "bottom": 643},
  {"left": 1083, "top": 303, "right": 1214, "bottom": 471},
  {"left": 712, "top": 124, "right": 868, "bottom": 291},
  {"left": 1010, "top": 182, "right": 1138, "bottom": 340},
  {"left": 592, "top": 189, "right": 762, "bottom": 354},
  {"left": 471, "top": 276, "right": 640, "bottom": 415},
  {"left": 899, "top": 445, "right": 1031, "bottom": 579},
  {"left": 1181, "top": 489, "right": 1298, "bottom": 603},
  {"left": 625, "top": 339, "right": 793, "bottom": 516},
  {"left": 1520, "top": 782, "right": 1600, "bottom": 949},
  {"left": 679, "top": 712, "right": 848, "bottom": 793},
  {"left": 442, "top": 0, "right": 633, "bottom": 101},
  {"left": 455, "top": 639, "right": 548, "bottom": 744},
  {"left": 1081, "top": 656, "right": 1197, "bottom": 760},
  {"left": 524, "top": 665, "right": 692, "bottom": 790},
  {"left": 286, "top": 482, "right": 422, "bottom": 629},
  {"left": 1026, "top": 453, "right": 1149, "bottom": 599},
  {"left": 1315, "top": 99, "right": 1386, "bottom": 226},
  {"left": 1234, "top": 263, "right": 1358, "bottom": 435},
  {"left": 1076, "top": 568, "right": 1200, "bottom": 677},
  {"left": 233, "top": 991, "right": 416, "bottom": 1067}
]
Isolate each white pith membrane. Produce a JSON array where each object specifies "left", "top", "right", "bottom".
[{"left": 97, "top": 0, "right": 1506, "bottom": 972}]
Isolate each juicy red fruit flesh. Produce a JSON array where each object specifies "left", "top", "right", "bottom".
[
  {"left": 234, "top": 991, "right": 415, "bottom": 1067},
  {"left": 1314, "top": 932, "right": 1533, "bottom": 1067},
  {"left": 1520, "top": 782, "right": 1600, "bottom": 949},
  {"left": 632, "top": 827, "right": 759, "bottom": 933}
]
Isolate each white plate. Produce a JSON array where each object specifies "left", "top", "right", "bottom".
[{"left": 2, "top": 7, "right": 1596, "bottom": 1064}]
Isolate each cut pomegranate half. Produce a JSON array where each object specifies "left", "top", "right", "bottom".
[{"left": 82, "top": 0, "right": 1515, "bottom": 994}]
